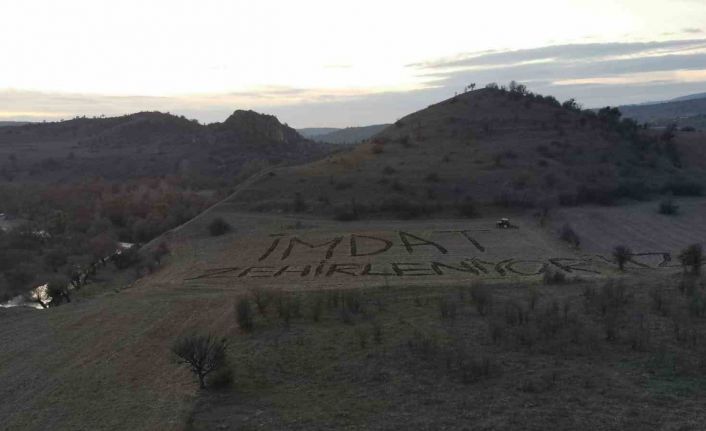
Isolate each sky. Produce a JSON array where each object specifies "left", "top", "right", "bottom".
[{"left": 1, "top": 0, "right": 706, "bottom": 127}]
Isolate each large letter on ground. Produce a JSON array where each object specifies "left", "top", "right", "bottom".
[{"left": 398, "top": 231, "right": 448, "bottom": 254}]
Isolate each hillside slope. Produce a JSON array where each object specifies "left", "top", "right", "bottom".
[
  {"left": 227, "top": 88, "right": 706, "bottom": 217},
  {"left": 310, "top": 124, "right": 390, "bottom": 144},
  {"left": 0, "top": 111, "right": 332, "bottom": 183},
  {"left": 619, "top": 95, "right": 706, "bottom": 129}
]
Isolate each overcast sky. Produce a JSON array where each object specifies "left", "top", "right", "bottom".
[{"left": 1, "top": 0, "right": 705, "bottom": 127}]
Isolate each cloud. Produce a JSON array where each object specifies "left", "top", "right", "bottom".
[
  {"left": 2, "top": 39, "right": 706, "bottom": 127},
  {"left": 409, "top": 39, "right": 706, "bottom": 70},
  {"left": 683, "top": 28, "right": 703, "bottom": 34}
]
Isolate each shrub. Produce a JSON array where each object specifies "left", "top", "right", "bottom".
[
  {"left": 688, "top": 293, "right": 706, "bottom": 318},
  {"left": 658, "top": 199, "right": 679, "bottom": 215},
  {"left": 662, "top": 181, "right": 703, "bottom": 197},
  {"left": 250, "top": 287, "right": 273, "bottom": 315},
  {"left": 543, "top": 267, "right": 567, "bottom": 284},
  {"left": 292, "top": 193, "right": 307, "bottom": 212},
  {"left": 612, "top": 245, "right": 632, "bottom": 271},
  {"left": 560, "top": 224, "right": 580, "bottom": 248},
  {"left": 333, "top": 204, "right": 360, "bottom": 221},
  {"left": 679, "top": 244, "right": 703, "bottom": 275},
  {"left": 46, "top": 279, "right": 71, "bottom": 306},
  {"left": 208, "top": 217, "right": 231, "bottom": 236},
  {"left": 585, "top": 281, "right": 630, "bottom": 316},
  {"left": 310, "top": 294, "right": 324, "bottom": 322},
  {"left": 457, "top": 354, "right": 502, "bottom": 384},
  {"left": 456, "top": 198, "right": 478, "bottom": 218},
  {"left": 528, "top": 287, "right": 540, "bottom": 311},
  {"left": 439, "top": 296, "right": 458, "bottom": 320},
  {"left": 372, "top": 321, "right": 383, "bottom": 344},
  {"left": 113, "top": 246, "right": 142, "bottom": 269},
  {"left": 171, "top": 334, "right": 227, "bottom": 389},
  {"left": 649, "top": 287, "right": 669, "bottom": 316},
  {"left": 151, "top": 242, "right": 170, "bottom": 264},
  {"left": 236, "top": 297, "right": 254, "bottom": 331},
  {"left": 407, "top": 329, "right": 439, "bottom": 358},
  {"left": 425, "top": 173, "right": 440, "bottom": 183},
  {"left": 354, "top": 327, "right": 368, "bottom": 349},
  {"left": 470, "top": 284, "right": 493, "bottom": 316},
  {"left": 208, "top": 366, "right": 234, "bottom": 389}
]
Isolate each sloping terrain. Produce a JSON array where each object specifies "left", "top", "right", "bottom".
[
  {"left": 307, "top": 124, "right": 390, "bottom": 144},
  {"left": 0, "top": 110, "right": 331, "bottom": 183},
  {"left": 1, "top": 88, "right": 705, "bottom": 431},
  {"left": 1, "top": 201, "right": 704, "bottom": 430},
  {"left": 619, "top": 94, "right": 706, "bottom": 129},
  {"left": 228, "top": 88, "right": 706, "bottom": 216}
]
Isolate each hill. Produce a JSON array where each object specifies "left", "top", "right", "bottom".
[
  {"left": 2, "top": 86, "right": 706, "bottom": 431},
  {"left": 306, "top": 124, "right": 390, "bottom": 144},
  {"left": 0, "top": 121, "right": 31, "bottom": 127},
  {"left": 0, "top": 111, "right": 331, "bottom": 183},
  {"left": 297, "top": 127, "right": 340, "bottom": 138},
  {"left": 618, "top": 94, "right": 706, "bottom": 129},
  {"left": 227, "top": 87, "right": 706, "bottom": 218}
]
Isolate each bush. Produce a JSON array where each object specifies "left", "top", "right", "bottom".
[
  {"left": 470, "top": 284, "right": 493, "bottom": 316},
  {"left": 333, "top": 204, "right": 360, "bottom": 221},
  {"left": 679, "top": 244, "right": 703, "bottom": 275},
  {"left": 113, "top": 246, "right": 142, "bottom": 270},
  {"left": 560, "top": 224, "right": 580, "bottom": 248},
  {"left": 543, "top": 267, "right": 567, "bottom": 284},
  {"left": 649, "top": 287, "right": 669, "bottom": 316},
  {"left": 46, "top": 279, "right": 71, "bottom": 306},
  {"left": 612, "top": 245, "right": 632, "bottom": 271},
  {"left": 236, "top": 297, "right": 254, "bottom": 331},
  {"left": 662, "top": 181, "right": 703, "bottom": 197},
  {"left": 456, "top": 198, "right": 478, "bottom": 218},
  {"left": 439, "top": 296, "right": 458, "bottom": 320},
  {"left": 171, "top": 334, "right": 227, "bottom": 389},
  {"left": 208, "top": 217, "right": 231, "bottom": 236},
  {"left": 208, "top": 366, "right": 234, "bottom": 389},
  {"left": 658, "top": 199, "right": 679, "bottom": 215},
  {"left": 250, "top": 287, "right": 273, "bottom": 315},
  {"left": 292, "top": 193, "right": 307, "bottom": 212},
  {"left": 584, "top": 281, "right": 630, "bottom": 316},
  {"left": 425, "top": 173, "right": 440, "bottom": 183}
]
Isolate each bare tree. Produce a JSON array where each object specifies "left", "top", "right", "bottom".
[
  {"left": 612, "top": 245, "right": 632, "bottom": 271},
  {"left": 679, "top": 244, "right": 703, "bottom": 275},
  {"left": 171, "top": 334, "right": 227, "bottom": 389}
]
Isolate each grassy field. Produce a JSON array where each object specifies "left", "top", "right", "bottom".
[
  {"left": 1, "top": 202, "right": 704, "bottom": 430},
  {"left": 189, "top": 276, "right": 706, "bottom": 430}
]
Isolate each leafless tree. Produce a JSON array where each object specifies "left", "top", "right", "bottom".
[{"left": 171, "top": 334, "right": 227, "bottom": 389}]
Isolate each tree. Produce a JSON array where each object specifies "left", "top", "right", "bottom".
[
  {"left": 612, "top": 245, "right": 632, "bottom": 271},
  {"left": 46, "top": 278, "right": 71, "bottom": 306},
  {"left": 44, "top": 248, "right": 68, "bottom": 272},
  {"left": 679, "top": 244, "right": 703, "bottom": 275},
  {"left": 171, "top": 334, "right": 227, "bottom": 389},
  {"left": 151, "top": 242, "right": 170, "bottom": 265},
  {"left": 208, "top": 217, "right": 231, "bottom": 236},
  {"left": 236, "top": 297, "right": 254, "bottom": 331},
  {"left": 560, "top": 224, "right": 581, "bottom": 248},
  {"left": 562, "top": 98, "right": 582, "bottom": 112},
  {"left": 89, "top": 233, "right": 118, "bottom": 265},
  {"left": 113, "top": 246, "right": 141, "bottom": 270}
]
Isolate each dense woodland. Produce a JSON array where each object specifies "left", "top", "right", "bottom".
[{"left": 0, "top": 177, "right": 218, "bottom": 301}]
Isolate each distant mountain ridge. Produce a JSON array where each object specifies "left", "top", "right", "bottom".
[
  {"left": 0, "top": 121, "right": 31, "bottom": 127},
  {"left": 618, "top": 92, "right": 706, "bottom": 129},
  {"left": 298, "top": 128, "right": 340, "bottom": 138},
  {"left": 298, "top": 124, "right": 390, "bottom": 144}
]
